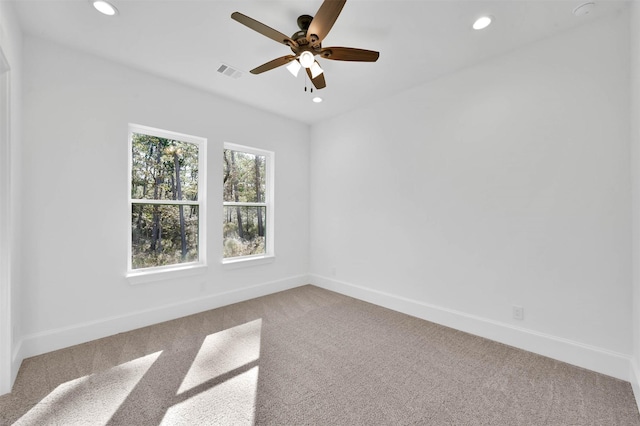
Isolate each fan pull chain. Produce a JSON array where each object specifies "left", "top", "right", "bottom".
[{"left": 303, "top": 72, "right": 314, "bottom": 93}]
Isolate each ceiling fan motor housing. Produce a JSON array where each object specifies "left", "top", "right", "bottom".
[
  {"left": 292, "top": 30, "right": 310, "bottom": 47},
  {"left": 291, "top": 15, "right": 318, "bottom": 52},
  {"left": 297, "top": 14, "right": 313, "bottom": 30}
]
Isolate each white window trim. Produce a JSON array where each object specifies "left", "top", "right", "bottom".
[
  {"left": 222, "top": 254, "right": 275, "bottom": 270},
  {"left": 127, "top": 124, "right": 207, "bottom": 284},
  {"left": 223, "top": 142, "right": 275, "bottom": 266},
  {"left": 127, "top": 263, "right": 208, "bottom": 285}
]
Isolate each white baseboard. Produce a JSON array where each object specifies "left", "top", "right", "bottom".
[
  {"left": 12, "top": 273, "right": 634, "bottom": 386},
  {"left": 11, "top": 338, "right": 21, "bottom": 381},
  {"left": 17, "top": 274, "right": 308, "bottom": 361},
  {"left": 310, "top": 274, "right": 632, "bottom": 381},
  {"left": 631, "top": 359, "right": 640, "bottom": 411},
  {"left": 0, "top": 340, "right": 19, "bottom": 395}
]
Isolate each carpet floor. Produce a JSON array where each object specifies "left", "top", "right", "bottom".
[{"left": 1, "top": 285, "right": 638, "bottom": 425}]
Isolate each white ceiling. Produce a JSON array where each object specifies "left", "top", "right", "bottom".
[{"left": 12, "top": 0, "right": 629, "bottom": 124}]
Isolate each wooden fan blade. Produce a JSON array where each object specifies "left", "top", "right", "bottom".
[
  {"left": 320, "top": 47, "right": 379, "bottom": 62},
  {"left": 251, "top": 55, "right": 297, "bottom": 74},
  {"left": 232, "top": 12, "right": 298, "bottom": 47},
  {"left": 306, "top": 0, "right": 346, "bottom": 47},
  {"left": 306, "top": 67, "right": 327, "bottom": 89}
]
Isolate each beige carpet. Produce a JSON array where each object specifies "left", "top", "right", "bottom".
[{"left": 1, "top": 285, "right": 638, "bottom": 425}]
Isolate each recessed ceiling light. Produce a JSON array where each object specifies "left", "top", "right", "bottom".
[
  {"left": 92, "top": 0, "right": 118, "bottom": 16},
  {"left": 473, "top": 16, "right": 492, "bottom": 30},
  {"left": 312, "top": 97, "right": 323, "bottom": 103},
  {"left": 573, "top": 2, "right": 595, "bottom": 17}
]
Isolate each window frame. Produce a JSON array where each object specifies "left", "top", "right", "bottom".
[
  {"left": 223, "top": 142, "right": 275, "bottom": 266},
  {"left": 127, "top": 124, "right": 207, "bottom": 283}
]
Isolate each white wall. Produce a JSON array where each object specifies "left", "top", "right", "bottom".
[
  {"left": 310, "top": 10, "right": 632, "bottom": 379},
  {"left": 19, "top": 36, "right": 310, "bottom": 358},
  {"left": 10, "top": 1, "right": 639, "bottom": 400},
  {"left": 630, "top": 0, "right": 640, "bottom": 406},
  {"left": 0, "top": 1, "right": 22, "bottom": 394}
]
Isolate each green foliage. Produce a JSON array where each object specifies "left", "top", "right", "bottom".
[
  {"left": 131, "top": 204, "right": 199, "bottom": 269},
  {"left": 223, "top": 206, "right": 266, "bottom": 258},
  {"left": 131, "top": 133, "right": 199, "bottom": 201},
  {"left": 131, "top": 133, "right": 200, "bottom": 269},
  {"left": 223, "top": 148, "right": 267, "bottom": 258},
  {"left": 223, "top": 149, "right": 265, "bottom": 203},
  {"left": 224, "top": 236, "right": 265, "bottom": 258}
]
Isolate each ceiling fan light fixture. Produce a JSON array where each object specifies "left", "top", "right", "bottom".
[
  {"left": 91, "top": 0, "right": 118, "bottom": 16},
  {"left": 310, "top": 61, "right": 324, "bottom": 79},
  {"left": 286, "top": 59, "right": 302, "bottom": 77},
  {"left": 299, "top": 51, "right": 315, "bottom": 68},
  {"left": 473, "top": 15, "right": 492, "bottom": 30},
  {"left": 312, "top": 97, "right": 323, "bottom": 103}
]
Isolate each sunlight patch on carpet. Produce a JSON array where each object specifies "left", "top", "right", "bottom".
[
  {"left": 177, "top": 319, "right": 262, "bottom": 394},
  {"left": 14, "top": 351, "right": 162, "bottom": 425},
  {"left": 162, "top": 365, "right": 259, "bottom": 425}
]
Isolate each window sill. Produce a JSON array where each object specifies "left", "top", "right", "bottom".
[
  {"left": 127, "top": 263, "right": 207, "bottom": 285},
  {"left": 222, "top": 255, "right": 275, "bottom": 270}
]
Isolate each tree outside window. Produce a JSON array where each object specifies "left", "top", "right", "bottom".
[
  {"left": 129, "top": 125, "right": 206, "bottom": 271},
  {"left": 223, "top": 143, "right": 273, "bottom": 260}
]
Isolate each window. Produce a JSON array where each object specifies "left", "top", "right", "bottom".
[
  {"left": 223, "top": 143, "right": 274, "bottom": 262},
  {"left": 128, "top": 124, "right": 206, "bottom": 274}
]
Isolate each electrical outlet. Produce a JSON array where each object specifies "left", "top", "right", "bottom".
[{"left": 512, "top": 305, "right": 524, "bottom": 320}]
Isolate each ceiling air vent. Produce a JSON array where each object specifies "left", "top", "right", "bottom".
[{"left": 217, "top": 64, "right": 243, "bottom": 79}]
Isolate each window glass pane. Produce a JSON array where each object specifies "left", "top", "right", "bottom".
[
  {"left": 131, "top": 203, "right": 199, "bottom": 269},
  {"left": 223, "top": 206, "right": 266, "bottom": 258},
  {"left": 131, "top": 133, "right": 199, "bottom": 201},
  {"left": 223, "top": 149, "right": 266, "bottom": 203}
]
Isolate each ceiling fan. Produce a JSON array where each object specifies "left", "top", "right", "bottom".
[{"left": 231, "top": 0, "right": 379, "bottom": 90}]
